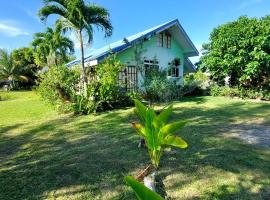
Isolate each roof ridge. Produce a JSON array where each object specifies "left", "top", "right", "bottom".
[{"left": 67, "top": 19, "right": 199, "bottom": 66}]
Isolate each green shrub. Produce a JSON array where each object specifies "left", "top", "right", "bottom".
[
  {"left": 261, "top": 91, "right": 270, "bottom": 101},
  {"left": 143, "top": 70, "right": 183, "bottom": 103},
  {"left": 210, "top": 85, "right": 270, "bottom": 101},
  {"left": 0, "top": 91, "right": 11, "bottom": 101},
  {"left": 210, "top": 85, "right": 239, "bottom": 97},
  {"left": 238, "top": 88, "right": 258, "bottom": 99},
  {"left": 37, "top": 65, "right": 80, "bottom": 112},
  {"left": 73, "top": 55, "right": 133, "bottom": 114},
  {"left": 184, "top": 71, "right": 210, "bottom": 96},
  {"left": 209, "top": 85, "right": 222, "bottom": 96}
]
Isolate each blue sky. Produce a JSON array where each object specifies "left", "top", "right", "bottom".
[{"left": 0, "top": 0, "right": 269, "bottom": 63}]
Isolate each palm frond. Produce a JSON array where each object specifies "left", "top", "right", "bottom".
[
  {"left": 85, "top": 4, "right": 113, "bottom": 37},
  {"left": 38, "top": 5, "right": 67, "bottom": 22}
]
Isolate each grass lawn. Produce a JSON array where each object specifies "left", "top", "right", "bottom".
[{"left": 1, "top": 91, "right": 270, "bottom": 200}]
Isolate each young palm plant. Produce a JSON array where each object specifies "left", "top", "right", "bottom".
[
  {"left": 132, "top": 99, "right": 188, "bottom": 191},
  {"left": 38, "top": 0, "right": 113, "bottom": 94},
  {"left": 0, "top": 49, "right": 29, "bottom": 90},
  {"left": 32, "top": 23, "right": 74, "bottom": 68}
]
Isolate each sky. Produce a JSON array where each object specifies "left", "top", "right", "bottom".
[{"left": 0, "top": 0, "right": 269, "bottom": 63}]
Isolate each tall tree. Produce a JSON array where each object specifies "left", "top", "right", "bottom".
[
  {"left": 12, "top": 47, "right": 40, "bottom": 86},
  {"left": 0, "top": 49, "right": 29, "bottom": 89},
  {"left": 38, "top": 0, "right": 113, "bottom": 92},
  {"left": 32, "top": 23, "right": 74, "bottom": 68},
  {"left": 198, "top": 16, "right": 270, "bottom": 91}
]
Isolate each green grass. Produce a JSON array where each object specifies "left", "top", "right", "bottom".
[{"left": 0, "top": 91, "right": 270, "bottom": 200}]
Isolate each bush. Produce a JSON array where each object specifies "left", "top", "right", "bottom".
[
  {"left": 184, "top": 71, "right": 210, "bottom": 96},
  {"left": 0, "top": 91, "right": 11, "bottom": 101},
  {"left": 37, "top": 65, "right": 80, "bottom": 112},
  {"left": 142, "top": 70, "right": 183, "bottom": 103},
  {"left": 210, "top": 85, "right": 270, "bottom": 101},
  {"left": 210, "top": 85, "right": 239, "bottom": 97},
  {"left": 73, "top": 55, "right": 133, "bottom": 114}
]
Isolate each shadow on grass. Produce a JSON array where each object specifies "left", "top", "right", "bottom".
[
  {"left": 0, "top": 97, "right": 270, "bottom": 199},
  {"left": 159, "top": 98, "right": 270, "bottom": 199},
  {"left": 0, "top": 111, "right": 147, "bottom": 199}
]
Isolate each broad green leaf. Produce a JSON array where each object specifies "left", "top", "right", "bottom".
[
  {"left": 125, "top": 176, "right": 164, "bottom": 200},
  {"left": 134, "top": 99, "right": 147, "bottom": 123},
  {"left": 161, "top": 120, "right": 187, "bottom": 136},
  {"left": 131, "top": 100, "right": 189, "bottom": 169},
  {"left": 156, "top": 105, "right": 173, "bottom": 124},
  {"left": 131, "top": 122, "right": 146, "bottom": 137},
  {"left": 153, "top": 105, "right": 173, "bottom": 129},
  {"left": 145, "top": 108, "right": 157, "bottom": 151},
  {"left": 163, "top": 135, "right": 188, "bottom": 149}
]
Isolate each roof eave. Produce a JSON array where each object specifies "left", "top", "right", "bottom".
[{"left": 175, "top": 20, "right": 199, "bottom": 57}]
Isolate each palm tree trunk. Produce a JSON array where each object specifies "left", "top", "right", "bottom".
[{"left": 79, "top": 30, "right": 87, "bottom": 96}]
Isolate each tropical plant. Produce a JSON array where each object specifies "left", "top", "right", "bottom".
[
  {"left": 12, "top": 47, "right": 40, "bottom": 87},
  {"left": 183, "top": 70, "right": 210, "bottom": 96},
  {"left": 132, "top": 99, "right": 188, "bottom": 169},
  {"left": 0, "top": 49, "right": 29, "bottom": 89},
  {"left": 37, "top": 65, "right": 80, "bottom": 112},
  {"left": 38, "top": 0, "right": 113, "bottom": 93},
  {"left": 73, "top": 55, "right": 130, "bottom": 114},
  {"left": 143, "top": 69, "right": 183, "bottom": 104},
  {"left": 125, "top": 176, "right": 164, "bottom": 200},
  {"left": 32, "top": 23, "right": 74, "bottom": 68},
  {"left": 198, "top": 15, "right": 270, "bottom": 91}
]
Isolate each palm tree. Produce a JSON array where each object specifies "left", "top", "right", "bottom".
[
  {"left": 0, "top": 49, "right": 29, "bottom": 89},
  {"left": 38, "top": 0, "right": 113, "bottom": 91},
  {"left": 32, "top": 23, "right": 74, "bottom": 68}
]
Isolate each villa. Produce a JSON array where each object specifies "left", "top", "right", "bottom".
[{"left": 68, "top": 19, "right": 199, "bottom": 91}]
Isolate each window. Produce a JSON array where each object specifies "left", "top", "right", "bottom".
[
  {"left": 168, "top": 58, "right": 180, "bottom": 77},
  {"left": 157, "top": 33, "right": 163, "bottom": 47},
  {"left": 144, "top": 59, "right": 159, "bottom": 79},
  {"left": 165, "top": 32, "right": 171, "bottom": 48},
  {"left": 118, "top": 66, "right": 138, "bottom": 92}
]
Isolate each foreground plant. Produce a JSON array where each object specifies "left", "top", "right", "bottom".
[
  {"left": 125, "top": 176, "right": 164, "bottom": 200},
  {"left": 132, "top": 99, "right": 188, "bottom": 191}
]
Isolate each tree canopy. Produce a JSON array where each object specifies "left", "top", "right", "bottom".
[
  {"left": 32, "top": 24, "right": 74, "bottom": 68},
  {"left": 38, "top": 0, "right": 113, "bottom": 92},
  {"left": 198, "top": 15, "right": 270, "bottom": 91}
]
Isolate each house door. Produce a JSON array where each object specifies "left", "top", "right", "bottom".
[{"left": 119, "top": 65, "right": 138, "bottom": 92}]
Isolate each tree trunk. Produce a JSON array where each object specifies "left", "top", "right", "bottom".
[{"left": 79, "top": 30, "right": 87, "bottom": 96}]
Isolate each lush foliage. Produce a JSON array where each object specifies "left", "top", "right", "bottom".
[
  {"left": 210, "top": 85, "right": 270, "bottom": 100},
  {"left": 125, "top": 176, "right": 164, "bottom": 200},
  {"left": 37, "top": 65, "right": 80, "bottom": 112},
  {"left": 143, "top": 69, "right": 183, "bottom": 103},
  {"left": 132, "top": 99, "right": 188, "bottom": 169},
  {"left": 32, "top": 24, "right": 74, "bottom": 68},
  {"left": 39, "top": 0, "right": 113, "bottom": 89},
  {"left": 199, "top": 15, "right": 270, "bottom": 91},
  {"left": 0, "top": 49, "right": 34, "bottom": 90},
  {"left": 12, "top": 47, "right": 40, "bottom": 87},
  {"left": 73, "top": 55, "right": 131, "bottom": 114},
  {"left": 183, "top": 70, "right": 210, "bottom": 96},
  {"left": 0, "top": 91, "right": 11, "bottom": 101}
]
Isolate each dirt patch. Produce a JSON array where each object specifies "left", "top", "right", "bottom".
[{"left": 221, "top": 122, "right": 270, "bottom": 148}]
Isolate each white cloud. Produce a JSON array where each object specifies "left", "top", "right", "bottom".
[
  {"left": 239, "top": 0, "right": 263, "bottom": 9},
  {"left": 0, "top": 20, "right": 29, "bottom": 37}
]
